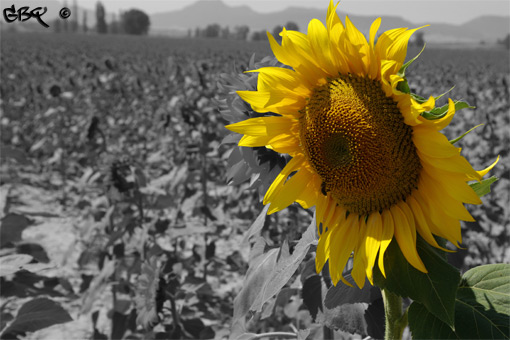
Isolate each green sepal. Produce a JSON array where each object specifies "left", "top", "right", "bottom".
[
  {"left": 421, "top": 100, "right": 474, "bottom": 120},
  {"left": 410, "top": 87, "right": 454, "bottom": 105},
  {"left": 434, "top": 85, "right": 455, "bottom": 102},
  {"left": 410, "top": 92, "right": 428, "bottom": 104},
  {"left": 469, "top": 176, "right": 498, "bottom": 197},
  {"left": 373, "top": 235, "right": 460, "bottom": 329},
  {"left": 398, "top": 44, "right": 426, "bottom": 78},
  {"left": 395, "top": 44, "right": 426, "bottom": 95},
  {"left": 396, "top": 78, "right": 410, "bottom": 94},
  {"left": 449, "top": 124, "right": 483, "bottom": 144}
]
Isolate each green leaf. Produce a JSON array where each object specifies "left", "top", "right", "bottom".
[
  {"left": 243, "top": 204, "right": 269, "bottom": 243},
  {"left": 469, "top": 176, "right": 498, "bottom": 197},
  {"left": 449, "top": 124, "right": 483, "bottom": 144},
  {"left": 324, "top": 273, "right": 381, "bottom": 309},
  {"left": 1, "top": 298, "right": 73, "bottom": 339},
  {"left": 0, "top": 254, "right": 33, "bottom": 276},
  {"left": 364, "top": 298, "right": 385, "bottom": 339},
  {"left": 458, "top": 263, "right": 510, "bottom": 316},
  {"left": 373, "top": 236, "right": 460, "bottom": 328},
  {"left": 0, "top": 213, "right": 32, "bottom": 248},
  {"left": 250, "top": 216, "right": 317, "bottom": 312},
  {"left": 408, "top": 303, "right": 458, "bottom": 339},
  {"left": 421, "top": 100, "right": 474, "bottom": 120},
  {"left": 233, "top": 247, "right": 279, "bottom": 323},
  {"left": 316, "top": 303, "right": 368, "bottom": 336},
  {"left": 408, "top": 264, "right": 510, "bottom": 339}
]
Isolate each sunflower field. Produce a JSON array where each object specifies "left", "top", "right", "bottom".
[{"left": 0, "top": 26, "right": 509, "bottom": 340}]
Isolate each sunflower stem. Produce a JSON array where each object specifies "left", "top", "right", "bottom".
[{"left": 382, "top": 288, "right": 406, "bottom": 340}]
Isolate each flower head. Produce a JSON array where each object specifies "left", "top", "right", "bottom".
[{"left": 226, "top": 1, "right": 498, "bottom": 288}]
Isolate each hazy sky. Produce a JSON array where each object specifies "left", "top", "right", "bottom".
[{"left": 74, "top": 0, "right": 510, "bottom": 25}]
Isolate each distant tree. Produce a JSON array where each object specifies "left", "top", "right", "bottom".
[
  {"left": 118, "top": 10, "right": 124, "bottom": 33},
  {"left": 121, "top": 9, "right": 150, "bottom": 35},
  {"left": 220, "top": 26, "right": 230, "bottom": 39},
  {"left": 413, "top": 31, "right": 425, "bottom": 47},
  {"left": 234, "top": 25, "right": 249, "bottom": 40},
  {"left": 71, "top": 0, "right": 79, "bottom": 32},
  {"left": 285, "top": 21, "right": 299, "bottom": 31},
  {"left": 110, "top": 13, "right": 119, "bottom": 34},
  {"left": 251, "top": 30, "right": 267, "bottom": 41},
  {"left": 54, "top": 18, "right": 62, "bottom": 33},
  {"left": 498, "top": 33, "right": 510, "bottom": 49},
  {"left": 272, "top": 25, "right": 283, "bottom": 37},
  {"left": 96, "top": 1, "right": 108, "bottom": 34},
  {"left": 63, "top": 0, "right": 69, "bottom": 32},
  {"left": 204, "top": 23, "right": 220, "bottom": 38},
  {"left": 82, "top": 11, "right": 88, "bottom": 33},
  {"left": 272, "top": 24, "right": 284, "bottom": 41}
]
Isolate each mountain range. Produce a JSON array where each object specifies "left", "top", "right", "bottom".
[
  {"left": 2, "top": 0, "right": 509, "bottom": 44},
  {"left": 150, "top": 0, "right": 509, "bottom": 43}
]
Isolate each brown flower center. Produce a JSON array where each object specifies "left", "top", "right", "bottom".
[{"left": 300, "top": 74, "right": 422, "bottom": 216}]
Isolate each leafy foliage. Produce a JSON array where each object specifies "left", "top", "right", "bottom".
[
  {"left": 374, "top": 236, "right": 460, "bottom": 328},
  {"left": 121, "top": 9, "right": 151, "bottom": 35},
  {"left": 0, "top": 30, "right": 508, "bottom": 340},
  {"left": 408, "top": 264, "right": 510, "bottom": 339},
  {"left": 0, "top": 298, "right": 73, "bottom": 339}
]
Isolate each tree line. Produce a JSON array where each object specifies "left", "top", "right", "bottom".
[
  {"left": 193, "top": 21, "right": 300, "bottom": 41},
  {"left": 53, "top": 0, "right": 150, "bottom": 35}
]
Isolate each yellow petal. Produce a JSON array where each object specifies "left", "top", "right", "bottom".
[
  {"left": 413, "top": 126, "right": 461, "bottom": 158},
  {"left": 326, "top": 0, "right": 342, "bottom": 33},
  {"left": 386, "top": 27, "right": 424, "bottom": 66},
  {"left": 316, "top": 228, "right": 332, "bottom": 273},
  {"left": 414, "top": 190, "right": 462, "bottom": 247},
  {"left": 473, "top": 155, "right": 499, "bottom": 179},
  {"left": 369, "top": 18, "right": 381, "bottom": 48},
  {"left": 263, "top": 155, "right": 304, "bottom": 205},
  {"left": 420, "top": 171, "right": 475, "bottom": 222},
  {"left": 365, "top": 212, "right": 382, "bottom": 284},
  {"left": 236, "top": 90, "right": 304, "bottom": 115},
  {"left": 295, "top": 173, "right": 321, "bottom": 209},
  {"left": 378, "top": 210, "right": 395, "bottom": 277},
  {"left": 238, "top": 134, "right": 272, "bottom": 147},
  {"left": 421, "top": 98, "right": 456, "bottom": 131},
  {"left": 281, "top": 29, "right": 329, "bottom": 83},
  {"left": 267, "top": 133, "right": 301, "bottom": 155},
  {"left": 330, "top": 213, "right": 359, "bottom": 286},
  {"left": 253, "top": 67, "right": 311, "bottom": 94},
  {"left": 375, "top": 27, "right": 408, "bottom": 63},
  {"left": 423, "top": 165, "right": 482, "bottom": 205},
  {"left": 407, "top": 195, "right": 449, "bottom": 251},
  {"left": 225, "top": 116, "right": 297, "bottom": 137},
  {"left": 315, "top": 193, "right": 330, "bottom": 233},
  {"left": 351, "top": 217, "right": 368, "bottom": 288},
  {"left": 267, "top": 31, "right": 298, "bottom": 67},
  {"left": 308, "top": 19, "right": 337, "bottom": 76},
  {"left": 267, "top": 166, "right": 311, "bottom": 214},
  {"left": 391, "top": 205, "right": 427, "bottom": 273},
  {"left": 418, "top": 151, "right": 480, "bottom": 180}
]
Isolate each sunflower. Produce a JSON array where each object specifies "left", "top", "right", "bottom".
[{"left": 226, "top": 1, "right": 498, "bottom": 288}]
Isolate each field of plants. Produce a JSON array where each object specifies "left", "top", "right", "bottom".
[{"left": 0, "top": 31, "right": 509, "bottom": 340}]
